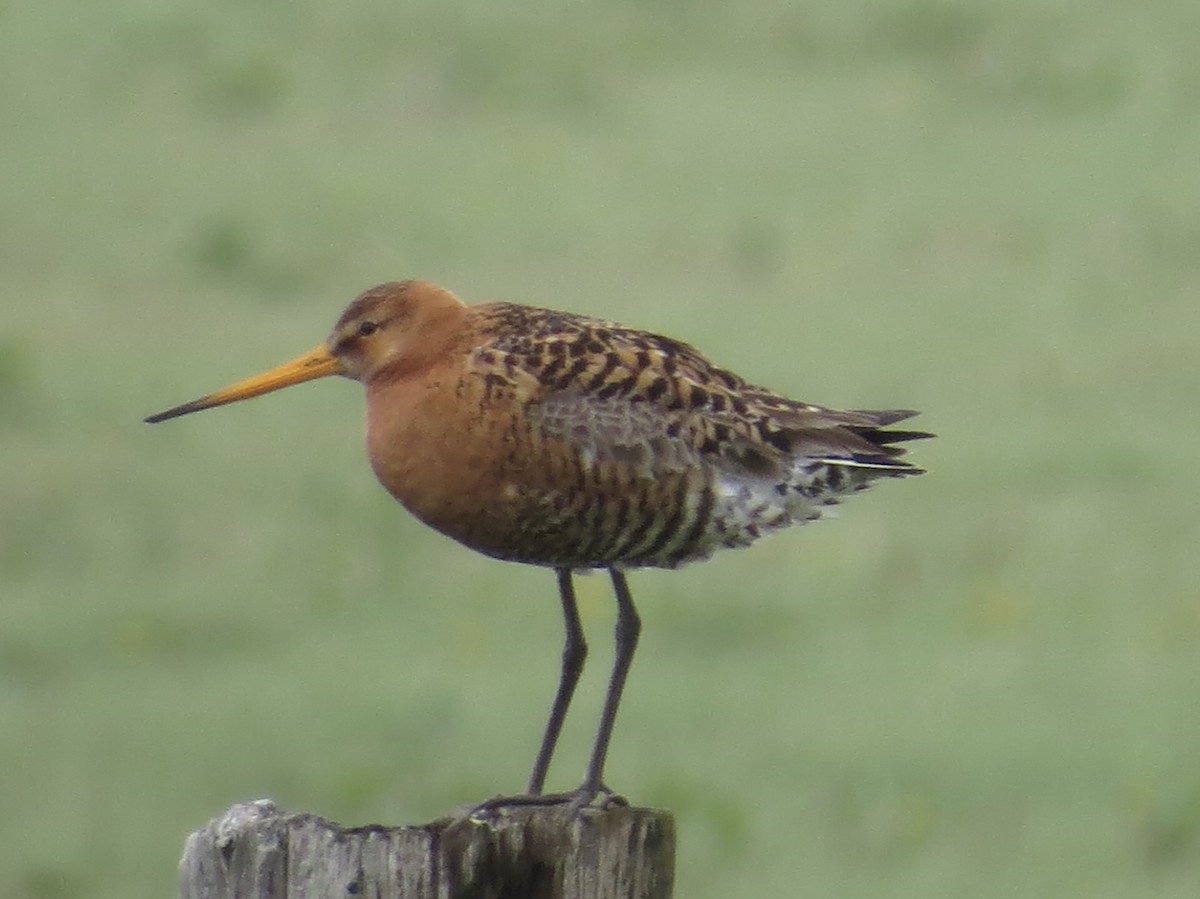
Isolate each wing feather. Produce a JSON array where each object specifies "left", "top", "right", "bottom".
[{"left": 472, "top": 304, "right": 928, "bottom": 479}]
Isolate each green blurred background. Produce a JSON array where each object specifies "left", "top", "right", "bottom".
[{"left": 4, "top": 1, "right": 1199, "bottom": 897}]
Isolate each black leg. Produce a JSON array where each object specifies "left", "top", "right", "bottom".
[
  {"left": 579, "top": 567, "right": 641, "bottom": 795},
  {"left": 470, "top": 568, "right": 638, "bottom": 817},
  {"left": 526, "top": 568, "right": 587, "bottom": 795}
]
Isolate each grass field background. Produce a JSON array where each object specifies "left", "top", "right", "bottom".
[{"left": 4, "top": 2, "right": 1200, "bottom": 897}]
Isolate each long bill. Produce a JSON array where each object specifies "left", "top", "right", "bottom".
[{"left": 144, "top": 345, "right": 344, "bottom": 424}]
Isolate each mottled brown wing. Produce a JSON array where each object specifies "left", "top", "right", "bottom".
[
  {"left": 532, "top": 388, "right": 733, "bottom": 476},
  {"left": 475, "top": 303, "right": 927, "bottom": 477}
]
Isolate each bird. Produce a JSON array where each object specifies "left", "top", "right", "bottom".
[{"left": 145, "top": 280, "right": 931, "bottom": 809}]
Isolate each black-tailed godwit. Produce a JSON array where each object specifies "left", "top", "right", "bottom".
[{"left": 146, "top": 280, "right": 931, "bottom": 808}]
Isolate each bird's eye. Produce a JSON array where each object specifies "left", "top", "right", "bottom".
[{"left": 357, "top": 321, "right": 379, "bottom": 338}]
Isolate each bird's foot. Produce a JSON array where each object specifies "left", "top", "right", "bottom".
[{"left": 469, "top": 784, "right": 627, "bottom": 821}]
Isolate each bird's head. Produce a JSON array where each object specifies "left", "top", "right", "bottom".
[{"left": 144, "top": 280, "right": 467, "bottom": 424}]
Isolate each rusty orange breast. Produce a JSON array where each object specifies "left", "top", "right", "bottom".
[{"left": 363, "top": 361, "right": 570, "bottom": 565}]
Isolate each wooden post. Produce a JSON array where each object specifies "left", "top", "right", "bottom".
[{"left": 179, "top": 799, "right": 675, "bottom": 899}]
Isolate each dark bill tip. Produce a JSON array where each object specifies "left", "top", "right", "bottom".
[{"left": 144, "top": 399, "right": 213, "bottom": 424}]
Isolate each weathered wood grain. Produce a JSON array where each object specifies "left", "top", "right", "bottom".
[{"left": 179, "top": 799, "right": 675, "bottom": 899}]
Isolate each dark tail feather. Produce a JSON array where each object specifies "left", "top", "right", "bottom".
[
  {"left": 847, "top": 409, "right": 934, "bottom": 470},
  {"left": 861, "top": 427, "right": 936, "bottom": 447},
  {"left": 849, "top": 410, "right": 934, "bottom": 444},
  {"left": 851, "top": 408, "right": 921, "bottom": 426},
  {"left": 788, "top": 408, "right": 932, "bottom": 475}
]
